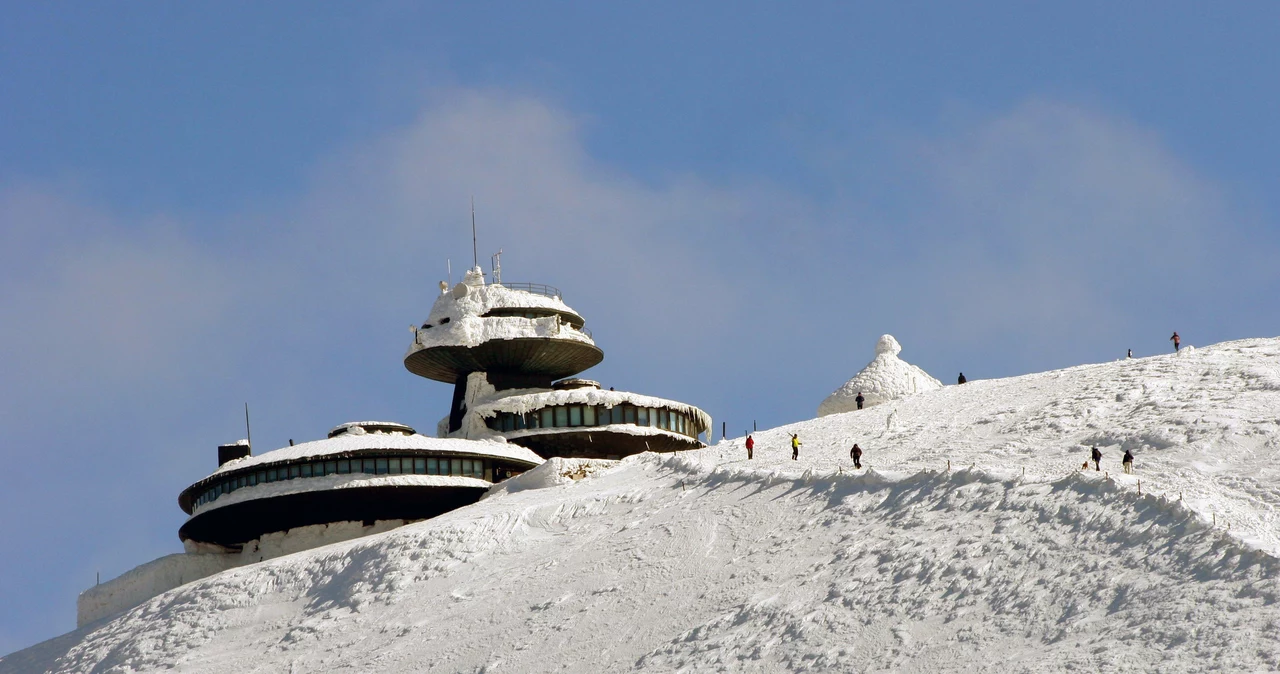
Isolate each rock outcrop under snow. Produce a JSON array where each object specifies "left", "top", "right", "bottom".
[{"left": 817, "top": 334, "right": 942, "bottom": 416}]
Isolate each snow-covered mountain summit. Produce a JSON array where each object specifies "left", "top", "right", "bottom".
[
  {"left": 818, "top": 334, "right": 942, "bottom": 416},
  {"left": 6, "top": 338, "right": 1280, "bottom": 673}
]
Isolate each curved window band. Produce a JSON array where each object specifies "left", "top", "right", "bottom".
[
  {"left": 485, "top": 404, "right": 702, "bottom": 440},
  {"left": 192, "top": 454, "right": 512, "bottom": 509}
]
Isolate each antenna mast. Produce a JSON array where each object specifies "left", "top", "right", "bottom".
[
  {"left": 244, "top": 403, "right": 252, "bottom": 447},
  {"left": 470, "top": 197, "right": 478, "bottom": 270}
]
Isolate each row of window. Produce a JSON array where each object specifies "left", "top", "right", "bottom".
[
  {"left": 485, "top": 404, "right": 701, "bottom": 439},
  {"left": 193, "top": 455, "right": 495, "bottom": 509}
]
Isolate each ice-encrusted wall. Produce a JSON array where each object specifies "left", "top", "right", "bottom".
[{"left": 77, "top": 519, "right": 409, "bottom": 627}]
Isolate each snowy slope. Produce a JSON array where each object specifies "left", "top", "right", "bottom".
[{"left": 5, "top": 338, "right": 1280, "bottom": 673}]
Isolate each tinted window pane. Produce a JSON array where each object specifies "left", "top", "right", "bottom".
[
  {"left": 374, "top": 458, "right": 387, "bottom": 475},
  {"left": 555, "top": 406, "right": 568, "bottom": 427},
  {"left": 451, "top": 458, "right": 462, "bottom": 475},
  {"left": 541, "top": 409, "right": 553, "bottom": 428},
  {"left": 325, "top": 461, "right": 337, "bottom": 475},
  {"left": 388, "top": 458, "right": 401, "bottom": 474},
  {"left": 267, "top": 469, "right": 277, "bottom": 482},
  {"left": 363, "top": 459, "right": 376, "bottom": 474},
  {"left": 583, "top": 405, "right": 596, "bottom": 425},
  {"left": 414, "top": 458, "right": 426, "bottom": 474},
  {"left": 337, "top": 460, "right": 350, "bottom": 474},
  {"left": 289, "top": 465, "right": 301, "bottom": 479},
  {"left": 624, "top": 406, "right": 636, "bottom": 424},
  {"left": 301, "top": 464, "right": 313, "bottom": 478},
  {"left": 637, "top": 407, "right": 648, "bottom": 426},
  {"left": 569, "top": 406, "right": 582, "bottom": 426}
]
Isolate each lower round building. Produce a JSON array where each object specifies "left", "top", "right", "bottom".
[
  {"left": 465, "top": 378, "right": 711, "bottom": 459},
  {"left": 177, "top": 421, "right": 542, "bottom": 548}
]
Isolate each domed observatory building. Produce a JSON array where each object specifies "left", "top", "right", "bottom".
[
  {"left": 818, "top": 334, "right": 943, "bottom": 416},
  {"left": 406, "top": 266, "right": 711, "bottom": 459},
  {"left": 177, "top": 421, "right": 542, "bottom": 549}
]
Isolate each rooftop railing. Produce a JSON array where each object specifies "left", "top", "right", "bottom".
[{"left": 499, "top": 282, "right": 562, "bottom": 300}]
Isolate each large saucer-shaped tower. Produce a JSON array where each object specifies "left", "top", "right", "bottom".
[{"left": 406, "top": 265, "right": 711, "bottom": 459}]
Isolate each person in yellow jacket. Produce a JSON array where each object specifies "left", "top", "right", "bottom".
[{"left": 791, "top": 434, "right": 801, "bottom": 460}]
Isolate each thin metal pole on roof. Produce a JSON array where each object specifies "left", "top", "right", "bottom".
[
  {"left": 471, "top": 197, "right": 478, "bottom": 269},
  {"left": 244, "top": 403, "right": 252, "bottom": 448}
]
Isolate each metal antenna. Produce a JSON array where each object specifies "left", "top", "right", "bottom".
[
  {"left": 447, "top": 258, "right": 451, "bottom": 286},
  {"left": 471, "top": 197, "right": 478, "bottom": 270},
  {"left": 244, "top": 403, "right": 252, "bottom": 448}
]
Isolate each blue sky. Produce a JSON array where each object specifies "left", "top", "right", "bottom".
[{"left": 3, "top": 2, "right": 1280, "bottom": 654}]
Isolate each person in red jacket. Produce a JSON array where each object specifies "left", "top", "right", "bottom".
[
  {"left": 1170, "top": 332, "right": 1181, "bottom": 353},
  {"left": 745, "top": 435, "right": 754, "bottom": 460}
]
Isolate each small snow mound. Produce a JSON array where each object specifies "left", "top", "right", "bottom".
[
  {"left": 483, "top": 457, "right": 617, "bottom": 498},
  {"left": 874, "top": 334, "right": 901, "bottom": 357},
  {"left": 818, "top": 334, "right": 942, "bottom": 416}
]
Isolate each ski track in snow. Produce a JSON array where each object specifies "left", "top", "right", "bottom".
[{"left": 5, "top": 337, "right": 1280, "bottom": 673}]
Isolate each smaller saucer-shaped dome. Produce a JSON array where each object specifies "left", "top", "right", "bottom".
[{"left": 817, "top": 334, "right": 942, "bottom": 416}]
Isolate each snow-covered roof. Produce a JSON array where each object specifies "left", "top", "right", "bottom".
[
  {"left": 818, "top": 334, "right": 942, "bottom": 416},
  {"left": 191, "top": 473, "right": 491, "bottom": 516},
  {"left": 328, "top": 421, "right": 415, "bottom": 437},
  {"left": 406, "top": 267, "right": 595, "bottom": 355},
  {"left": 470, "top": 388, "right": 712, "bottom": 432},
  {"left": 409, "top": 314, "right": 595, "bottom": 353},
  {"left": 208, "top": 431, "right": 543, "bottom": 478}
]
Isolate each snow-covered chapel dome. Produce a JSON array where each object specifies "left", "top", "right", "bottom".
[{"left": 817, "top": 334, "right": 942, "bottom": 417}]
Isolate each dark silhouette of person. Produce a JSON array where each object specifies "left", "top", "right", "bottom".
[
  {"left": 1091, "top": 446, "right": 1102, "bottom": 472},
  {"left": 745, "top": 435, "right": 754, "bottom": 460},
  {"left": 958, "top": 373, "right": 967, "bottom": 385},
  {"left": 1127, "top": 349, "right": 1133, "bottom": 359},
  {"left": 1123, "top": 449, "right": 1134, "bottom": 474},
  {"left": 850, "top": 443, "right": 863, "bottom": 469},
  {"left": 1170, "top": 332, "right": 1180, "bottom": 353},
  {"left": 855, "top": 392, "right": 865, "bottom": 410}
]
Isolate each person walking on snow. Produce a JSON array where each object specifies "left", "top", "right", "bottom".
[
  {"left": 745, "top": 435, "right": 754, "bottom": 460},
  {"left": 1123, "top": 449, "right": 1134, "bottom": 474},
  {"left": 791, "top": 434, "right": 802, "bottom": 460},
  {"left": 1091, "top": 446, "right": 1103, "bottom": 472},
  {"left": 855, "top": 392, "right": 865, "bottom": 410},
  {"left": 850, "top": 443, "right": 863, "bottom": 469},
  {"left": 1127, "top": 349, "right": 1133, "bottom": 359},
  {"left": 958, "top": 372, "right": 967, "bottom": 385},
  {"left": 1170, "top": 332, "right": 1181, "bottom": 353}
]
